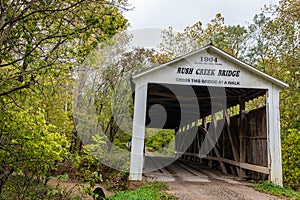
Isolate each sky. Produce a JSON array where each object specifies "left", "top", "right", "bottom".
[
  {"left": 122, "top": 0, "right": 279, "bottom": 48},
  {"left": 123, "top": 0, "right": 279, "bottom": 31}
]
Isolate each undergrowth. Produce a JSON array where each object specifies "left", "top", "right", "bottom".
[
  {"left": 108, "top": 181, "right": 175, "bottom": 200},
  {"left": 253, "top": 181, "right": 300, "bottom": 199}
]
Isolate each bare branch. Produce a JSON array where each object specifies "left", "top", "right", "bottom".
[
  {"left": 0, "top": 77, "right": 35, "bottom": 96},
  {"left": 0, "top": 0, "right": 87, "bottom": 32},
  {"left": 0, "top": 33, "right": 65, "bottom": 68}
]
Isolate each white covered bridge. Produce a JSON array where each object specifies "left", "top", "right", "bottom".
[{"left": 129, "top": 44, "right": 288, "bottom": 186}]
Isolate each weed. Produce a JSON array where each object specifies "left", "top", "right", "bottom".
[
  {"left": 252, "top": 181, "right": 300, "bottom": 199},
  {"left": 108, "top": 181, "right": 175, "bottom": 200}
]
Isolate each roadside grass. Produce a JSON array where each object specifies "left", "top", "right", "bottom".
[
  {"left": 108, "top": 181, "right": 175, "bottom": 200},
  {"left": 252, "top": 181, "right": 300, "bottom": 199}
]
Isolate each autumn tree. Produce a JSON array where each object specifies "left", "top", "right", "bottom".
[
  {"left": 74, "top": 31, "right": 168, "bottom": 153},
  {"left": 246, "top": 0, "right": 299, "bottom": 190},
  {"left": 159, "top": 13, "right": 248, "bottom": 60},
  {"left": 0, "top": 0, "right": 129, "bottom": 197},
  {"left": 248, "top": 0, "right": 299, "bottom": 131},
  {"left": 0, "top": 0, "right": 128, "bottom": 96},
  {"left": 158, "top": 0, "right": 299, "bottom": 190}
]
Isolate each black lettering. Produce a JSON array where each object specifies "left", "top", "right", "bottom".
[
  {"left": 177, "top": 67, "right": 182, "bottom": 74},
  {"left": 221, "top": 70, "right": 226, "bottom": 76},
  {"left": 218, "top": 70, "right": 222, "bottom": 76},
  {"left": 177, "top": 67, "right": 194, "bottom": 74},
  {"left": 204, "top": 69, "right": 210, "bottom": 75},
  {"left": 200, "top": 69, "right": 204, "bottom": 75},
  {"left": 218, "top": 70, "right": 241, "bottom": 77},
  {"left": 196, "top": 69, "right": 215, "bottom": 76}
]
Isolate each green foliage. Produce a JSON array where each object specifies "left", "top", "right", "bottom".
[
  {"left": 108, "top": 181, "right": 175, "bottom": 200},
  {"left": 282, "top": 129, "right": 300, "bottom": 191},
  {"left": 159, "top": 13, "right": 249, "bottom": 61},
  {"left": 158, "top": 0, "right": 299, "bottom": 190},
  {"left": 253, "top": 181, "right": 300, "bottom": 199},
  {"left": 245, "top": 0, "right": 299, "bottom": 190},
  {"left": 145, "top": 129, "right": 174, "bottom": 153},
  {"left": 0, "top": 104, "right": 69, "bottom": 175},
  {"left": 76, "top": 32, "right": 168, "bottom": 157},
  {"left": 159, "top": 13, "right": 227, "bottom": 58},
  {"left": 0, "top": 0, "right": 128, "bottom": 96},
  {"left": 1, "top": 173, "right": 90, "bottom": 200},
  {"left": 0, "top": 68, "right": 74, "bottom": 197},
  {"left": 66, "top": 151, "right": 129, "bottom": 191},
  {"left": 1, "top": 175, "right": 50, "bottom": 200},
  {"left": 83, "top": 133, "right": 130, "bottom": 172},
  {"left": 75, "top": 155, "right": 106, "bottom": 187},
  {"left": 105, "top": 171, "right": 129, "bottom": 191},
  {"left": 0, "top": 0, "right": 129, "bottom": 198}
]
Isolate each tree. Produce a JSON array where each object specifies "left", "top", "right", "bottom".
[
  {"left": 0, "top": 0, "right": 128, "bottom": 97},
  {"left": 158, "top": 1, "right": 299, "bottom": 189},
  {"left": 73, "top": 31, "right": 169, "bottom": 172},
  {"left": 0, "top": 0, "right": 129, "bottom": 196},
  {"left": 211, "top": 25, "right": 248, "bottom": 58},
  {"left": 159, "top": 13, "right": 248, "bottom": 59},
  {"left": 246, "top": 0, "right": 299, "bottom": 189},
  {"left": 0, "top": 102, "right": 69, "bottom": 194},
  {"left": 246, "top": 0, "right": 299, "bottom": 131},
  {"left": 75, "top": 31, "right": 168, "bottom": 151}
]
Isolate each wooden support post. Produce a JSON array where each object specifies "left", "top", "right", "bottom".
[
  {"left": 267, "top": 86, "right": 283, "bottom": 186},
  {"left": 224, "top": 109, "right": 240, "bottom": 176},
  {"left": 174, "top": 127, "right": 179, "bottom": 157},
  {"left": 201, "top": 117, "right": 209, "bottom": 166},
  {"left": 239, "top": 100, "right": 247, "bottom": 178},
  {"left": 211, "top": 114, "right": 228, "bottom": 175},
  {"left": 129, "top": 84, "right": 147, "bottom": 181}
]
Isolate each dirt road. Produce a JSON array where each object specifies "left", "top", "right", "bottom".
[{"left": 143, "top": 156, "right": 282, "bottom": 200}]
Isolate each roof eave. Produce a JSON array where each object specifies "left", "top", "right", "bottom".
[
  {"left": 208, "top": 46, "right": 289, "bottom": 89},
  {"left": 133, "top": 45, "right": 289, "bottom": 89},
  {"left": 132, "top": 45, "right": 211, "bottom": 80}
]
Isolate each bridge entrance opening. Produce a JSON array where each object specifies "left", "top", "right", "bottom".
[{"left": 129, "top": 45, "right": 287, "bottom": 186}]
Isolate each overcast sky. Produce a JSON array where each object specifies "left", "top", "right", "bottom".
[
  {"left": 124, "top": 0, "right": 279, "bottom": 31},
  {"left": 122, "top": 0, "right": 279, "bottom": 48}
]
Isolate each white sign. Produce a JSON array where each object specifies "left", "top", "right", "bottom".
[{"left": 175, "top": 56, "right": 241, "bottom": 86}]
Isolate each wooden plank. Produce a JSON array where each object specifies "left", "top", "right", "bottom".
[
  {"left": 206, "top": 156, "right": 269, "bottom": 174},
  {"left": 224, "top": 110, "right": 240, "bottom": 176},
  {"left": 239, "top": 101, "right": 247, "bottom": 178},
  {"left": 211, "top": 114, "right": 228, "bottom": 174},
  {"left": 240, "top": 163, "right": 269, "bottom": 174},
  {"left": 175, "top": 151, "right": 197, "bottom": 156},
  {"left": 249, "top": 136, "right": 267, "bottom": 140},
  {"left": 199, "top": 118, "right": 206, "bottom": 165}
]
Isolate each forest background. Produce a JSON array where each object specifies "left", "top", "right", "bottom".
[{"left": 0, "top": 0, "right": 298, "bottom": 199}]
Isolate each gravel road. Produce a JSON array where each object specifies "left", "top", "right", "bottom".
[{"left": 143, "top": 156, "right": 282, "bottom": 200}]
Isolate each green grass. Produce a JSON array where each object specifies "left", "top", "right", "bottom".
[
  {"left": 253, "top": 181, "right": 300, "bottom": 199},
  {"left": 108, "top": 181, "right": 175, "bottom": 200}
]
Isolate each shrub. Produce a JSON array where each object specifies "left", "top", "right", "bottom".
[{"left": 282, "top": 129, "right": 300, "bottom": 191}]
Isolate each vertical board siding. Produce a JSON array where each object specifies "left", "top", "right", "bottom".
[{"left": 176, "top": 106, "right": 268, "bottom": 180}]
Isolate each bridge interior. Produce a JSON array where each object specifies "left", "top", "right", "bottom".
[{"left": 143, "top": 83, "right": 269, "bottom": 180}]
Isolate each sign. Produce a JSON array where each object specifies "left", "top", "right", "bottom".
[{"left": 175, "top": 56, "right": 241, "bottom": 86}]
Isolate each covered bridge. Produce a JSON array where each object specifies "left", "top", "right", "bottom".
[{"left": 129, "top": 44, "right": 288, "bottom": 186}]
